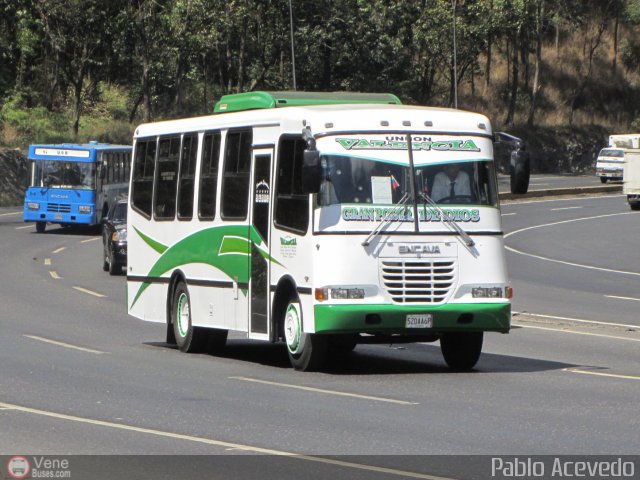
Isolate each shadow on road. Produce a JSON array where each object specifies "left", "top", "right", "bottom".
[
  {"left": 144, "top": 339, "right": 575, "bottom": 375},
  {"left": 28, "top": 224, "right": 101, "bottom": 236}
]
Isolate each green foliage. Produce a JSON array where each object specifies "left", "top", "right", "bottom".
[
  {"left": 0, "top": 0, "right": 638, "bottom": 150},
  {"left": 0, "top": 92, "right": 70, "bottom": 146}
]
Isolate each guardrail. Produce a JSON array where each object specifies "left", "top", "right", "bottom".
[{"left": 500, "top": 184, "right": 622, "bottom": 201}]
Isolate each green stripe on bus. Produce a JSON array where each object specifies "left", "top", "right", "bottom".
[
  {"left": 130, "top": 225, "right": 282, "bottom": 308},
  {"left": 314, "top": 303, "right": 511, "bottom": 333},
  {"left": 133, "top": 226, "right": 168, "bottom": 254}
]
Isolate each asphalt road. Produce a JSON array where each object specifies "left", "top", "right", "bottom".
[{"left": 1, "top": 185, "right": 639, "bottom": 479}]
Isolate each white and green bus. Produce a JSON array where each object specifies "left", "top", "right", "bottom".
[{"left": 127, "top": 91, "right": 515, "bottom": 371}]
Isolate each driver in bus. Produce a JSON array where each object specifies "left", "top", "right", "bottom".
[{"left": 431, "top": 163, "right": 471, "bottom": 202}]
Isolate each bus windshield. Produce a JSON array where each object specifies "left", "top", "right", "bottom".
[
  {"left": 32, "top": 160, "right": 96, "bottom": 189},
  {"left": 317, "top": 156, "right": 498, "bottom": 208}
]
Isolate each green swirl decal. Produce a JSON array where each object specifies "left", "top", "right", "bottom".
[{"left": 130, "top": 225, "right": 282, "bottom": 308}]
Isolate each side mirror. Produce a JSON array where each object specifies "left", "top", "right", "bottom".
[
  {"left": 301, "top": 149, "right": 322, "bottom": 194},
  {"left": 509, "top": 148, "right": 530, "bottom": 194}
]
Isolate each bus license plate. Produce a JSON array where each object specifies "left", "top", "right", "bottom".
[
  {"left": 54, "top": 214, "right": 63, "bottom": 220},
  {"left": 406, "top": 314, "right": 433, "bottom": 329}
]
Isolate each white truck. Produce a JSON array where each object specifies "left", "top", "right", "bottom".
[
  {"left": 596, "top": 134, "right": 640, "bottom": 184},
  {"left": 623, "top": 150, "right": 640, "bottom": 210}
]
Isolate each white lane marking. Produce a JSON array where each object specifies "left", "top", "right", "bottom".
[
  {"left": 52, "top": 247, "right": 66, "bottom": 254},
  {"left": 23, "top": 335, "right": 107, "bottom": 354},
  {"left": 0, "top": 401, "right": 450, "bottom": 480},
  {"left": 513, "top": 311, "right": 639, "bottom": 330},
  {"left": 44, "top": 258, "right": 51, "bottom": 266},
  {"left": 16, "top": 225, "right": 34, "bottom": 230},
  {"left": 72, "top": 286, "right": 106, "bottom": 298},
  {"left": 506, "top": 245, "right": 640, "bottom": 277},
  {"left": 550, "top": 206, "right": 582, "bottom": 211},
  {"left": 505, "top": 211, "right": 640, "bottom": 277},
  {"left": 230, "top": 376, "right": 419, "bottom": 405},
  {"left": 513, "top": 324, "right": 640, "bottom": 343},
  {"left": 505, "top": 211, "right": 635, "bottom": 240},
  {"left": 80, "top": 237, "right": 101, "bottom": 244},
  {"left": 605, "top": 295, "right": 640, "bottom": 302},
  {"left": 49, "top": 271, "right": 61, "bottom": 279},
  {"left": 501, "top": 213, "right": 516, "bottom": 216},
  {"left": 502, "top": 194, "right": 625, "bottom": 206},
  {"left": 0, "top": 211, "right": 21, "bottom": 217},
  {"left": 564, "top": 368, "right": 640, "bottom": 381}
]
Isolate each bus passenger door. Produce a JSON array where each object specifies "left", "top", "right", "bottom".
[{"left": 249, "top": 153, "right": 272, "bottom": 338}]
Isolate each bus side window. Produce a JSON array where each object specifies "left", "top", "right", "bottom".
[
  {"left": 221, "top": 129, "right": 252, "bottom": 220},
  {"left": 199, "top": 131, "right": 221, "bottom": 220},
  {"left": 177, "top": 133, "right": 198, "bottom": 220},
  {"left": 274, "top": 137, "right": 309, "bottom": 234},
  {"left": 154, "top": 136, "right": 180, "bottom": 220},
  {"left": 131, "top": 139, "right": 156, "bottom": 217}
]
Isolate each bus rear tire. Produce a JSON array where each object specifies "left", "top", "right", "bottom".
[
  {"left": 171, "top": 282, "right": 208, "bottom": 353},
  {"left": 36, "top": 221, "right": 46, "bottom": 233},
  {"left": 284, "top": 300, "right": 327, "bottom": 371},
  {"left": 440, "top": 332, "right": 483, "bottom": 371}
]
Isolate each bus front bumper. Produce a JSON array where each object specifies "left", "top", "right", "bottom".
[
  {"left": 24, "top": 210, "right": 95, "bottom": 225},
  {"left": 314, "top": 303, "right": 511, "bottom": 334}
]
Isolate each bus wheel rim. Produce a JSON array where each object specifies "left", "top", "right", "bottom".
[
  {"left": 176, "top": 293, "right": 189, "bottom": 338},
  {"left": 284, "top": 303, "right": 301, "bottom": 354}
]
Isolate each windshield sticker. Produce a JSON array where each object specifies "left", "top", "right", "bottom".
[
  {"left": 335, "top": 137, "right": 480, "bottom": 152},
  {"left": 280, "top": 236, "right": 297, "bottom": 258},
  {"left": 341, "top": 206, "right": 480, "bottom": 223},
  {"left": 255, "top": 179, "right": 269, "bottom": 204}
]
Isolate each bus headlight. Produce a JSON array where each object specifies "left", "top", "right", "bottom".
[
  {"left": 314, "top": 287, "right": 366, "bottom": 301},
  {"left": 331, "top": 288, "right": 365, "bottom": 300},
  {"left": 78, "top": 205, "right": 91, "bottom": 214},
  {"left": 27, "top": 202, "right": 40, "bottom": 210},
  {"left": 472, "top": 287, "right": 510, "bottom": 298}
]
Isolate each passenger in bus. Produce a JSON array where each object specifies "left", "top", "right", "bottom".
[{"left": 431, "top": 163, "right": 471, "bottom": 202}]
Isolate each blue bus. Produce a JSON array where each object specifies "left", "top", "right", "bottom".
[{"left": 23, "top": 142, "right": 132, "bottom": 233}]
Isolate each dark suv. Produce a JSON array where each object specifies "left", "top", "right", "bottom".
[{"left": 102, "top": 200, "right": 127, "bottom": 275}]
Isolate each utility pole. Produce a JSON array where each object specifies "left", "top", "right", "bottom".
[
  {"left": 289, "top": 0, "right": 297, "bottom": 90},
  {"left": 451, "top": 0, "right": 458, "bottom": 108}
]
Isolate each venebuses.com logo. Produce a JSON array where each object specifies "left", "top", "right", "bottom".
[
  {"left": 5, "top": 456, "right": 71, "bottom": 479},
  {"left": 6, "top": 456, "right": 30, "bottom": 479}
]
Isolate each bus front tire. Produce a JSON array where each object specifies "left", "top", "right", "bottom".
[
  {"left": 36, "top": 221, "right": 46, "bottom": 233},
  {"left": 283, "top": 300, "right": 327, "bottom": 371},
  {"left": 440, "top": 332, "right": 483, "bottom": 371},
  {"left": 171, "top": 282, "right": 208, "bottom": 353}
]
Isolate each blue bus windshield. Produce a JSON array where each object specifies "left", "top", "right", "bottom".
[{"left": 31, "top": 160, "right": 96, "bottom": 189}]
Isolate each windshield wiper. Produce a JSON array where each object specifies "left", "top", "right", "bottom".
[
  {"left": 361, "top": 192, "right": 411, "bottom": 247},
  {"left": 418, "top": 192, "right": 475, "bottom": 248}
]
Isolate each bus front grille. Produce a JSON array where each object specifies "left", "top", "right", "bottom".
[
  {"left": 47, "top": 203, "right": 71, "bottom": 213},
  {"left": 381, "top": 259, "right": 456, "bottom": 303}
]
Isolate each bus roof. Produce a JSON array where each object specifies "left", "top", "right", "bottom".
[
  {"left": 28, "top": 142, "right": 131, "bottom": 161},
  {"left": 213, "top": 91, "right": 402, "bottom": 113},
  {"left": 135, "top": 103, "right": 492, "bottom": 140}
]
